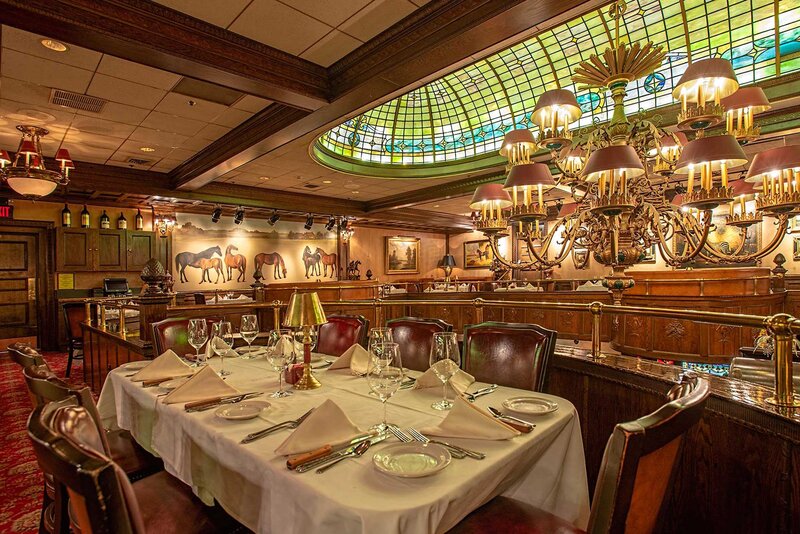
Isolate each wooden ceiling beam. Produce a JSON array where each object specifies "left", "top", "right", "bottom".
[{"left": 0, "top": 0, "right": 329, "bottom": 110}]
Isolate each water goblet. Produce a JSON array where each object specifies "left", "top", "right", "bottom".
[
  {"left": 368, "top": 327, "right": 393, "bottom": 363},
  {"left": 366, "top": 342, "right": 403, "bottom": 431},
  {"left": 187, "top": 319, "right": 208, "bottom": 367},
  {"left": 266, "top": 329, "right": 293, "bottom": 398},
  {"left": 239, "top": 314, "right": 259, "bottom": 359},
  {"left": 211, "top": 321, "right": 234, "bottom": 376},
  {"left": 429, "top": 332, "right": 460, "bottom": 410}
]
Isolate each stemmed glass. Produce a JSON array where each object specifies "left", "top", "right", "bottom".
[
  {"left": 187, "top": 319, "right": 208, "bottom": 367},
  {"left": 239, "top": 314, "right": 259, "bottom": 359},
  {"left": 366, "top": 342, "right": 403, "bottom": 431},
  {"left": 429, "top": 332, "right": 460, "bottom": 410},
  {"left": 266, "top": 329, "right": 293, "bottom": 398},
  {"left": 368, "top": 327, "right": 393, "bottom": 362},
  {"left": 212, "top": 321, "right": 234, "bottom": 376}
]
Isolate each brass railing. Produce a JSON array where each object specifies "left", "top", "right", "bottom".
[{"left": 80, "top": 295, "right": 799, "bottom": 408}]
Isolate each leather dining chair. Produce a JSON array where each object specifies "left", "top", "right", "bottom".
[
  {"left": 386, "top": 317, "right": 452, "bottom": 371},
  {"left": 62, "top": 303, "right": 92, "bottom": 377},
  {"left": 463, "top": 322, "right": 557, "bottom": 391},
  {"left": 449, "top": 372, "right": 710, "bottom": 534},
  {"left": 8, "top": 342, "right": 46, "bottom": 369},
  {"left": 27, "top": 400, "right": 248, "bottom": 534},
  {"left": 151, "top": 316, "right": 222, "bottom": 358},
  {"left": 316, "top": 314, "right": 370, "bottom": 357}
]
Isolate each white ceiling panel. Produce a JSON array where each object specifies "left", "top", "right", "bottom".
[
  {"left": 154, "top": 92, "right": 228, "bottom": 122},
  {"left": 229, "top": 0, "right": 331, "bottom": 56},
  {"left": 139, "top": 111, "right": 206, "bottom": 136},
  {"left": 2, "top": 49, "right": 94, "bottom": 93},
  {"left": 2, "top": 26, "right": 102, "bottom": 70},
  {"left": 300, "top": 30, "right": 362, "bottom": 68},
  {"left": 153, "top": 0, "right": 252, "bottom": 28},
  {"left": 96, "top": 55, "right": 181, "bottom": 90},
  {"left": 87, "top": 73, "right": 167, "bottom": 109},
  {"left": 339, "top": 0, "right": 417, "bottom": 42}
]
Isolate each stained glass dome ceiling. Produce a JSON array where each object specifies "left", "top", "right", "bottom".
[{"left": 313, "top": 0, "right": 800, "bottom": 177}]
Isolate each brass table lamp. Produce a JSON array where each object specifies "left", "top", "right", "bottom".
[{"left": 283, "top": 291, "right": 327, "bottom": 390}]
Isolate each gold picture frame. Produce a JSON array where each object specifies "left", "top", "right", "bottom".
[
  {"left": 463, "top": 239, "right": 493, "bottom": 269},
  {"left": 385, "top": 236, "right": 420, "bottom": 274},
  {"left": 794, "top": 237, "right": 800, "bottom": 260}
]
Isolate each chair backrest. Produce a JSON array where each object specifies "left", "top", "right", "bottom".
[
  {"left": 8, "top": 343, "right": 46, "bottom": 368},
  {"left": 27, "top": 401, "right": 144, "bottom": 534},
  {"left": 193, "top": 293, "right": 207, "bottom": 305},
  {"left": 316, "top": 315, "right": 370, "bottom": 356},
  {"left": 151, "top": 316, "right": 221, "bottom": 357},
  {"left": 62, "top": 303, "right": 91, "bottom": 341},
  {"left": 587, "top": 373, "right": 710, "bottom": 534},
  {"left": 729, "top": 356, "right": 800, "bottom": 392},
  {"left": 386, "top": 317, "right": 452, "bottom": 372},
  {"left": 463, "top": 321, "right": 556, "bottom": 391}
]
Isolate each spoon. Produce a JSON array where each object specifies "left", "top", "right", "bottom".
[{"left": 316, "top": 440, "right": 371, "bottom": 474}]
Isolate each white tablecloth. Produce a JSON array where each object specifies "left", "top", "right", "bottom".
[{"left": 98, "top": 357, "right": 590, "bottom": 534}]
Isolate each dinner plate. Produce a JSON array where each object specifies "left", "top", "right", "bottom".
[
  {"left": 502, "top": 396, "right": 559, "bottom": 416},
  {"left": 215, "top": 400, "right": 271, "bottom": 421},
  {"left": 158, "top": 377, "right": 190, "bottom": 391},
  {"left": 373, "top": 443, "right": 451, "bottom": 478},
  {"left": 120, "top": 361, "right": 149, "bottom": 371},
  {"left": 236, "top": 345, "right": 267, "bottom": 356}
]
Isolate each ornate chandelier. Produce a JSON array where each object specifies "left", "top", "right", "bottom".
[
  {"left": 1, "top": 126, "right": 72, "bottom": 199},
  {"left": 470, "top": 1, "right": 795, "bottom": 299}
]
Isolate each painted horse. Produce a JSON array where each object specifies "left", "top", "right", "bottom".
[
  {"left": 175, "top": 245, "right": 222, "bottom": 283},
  {"left": 254, "top": 251, "right": 287, "bottom": 280},
  {"left": 314, "top": 247, "right": 338, "bottom": 278},
  {"left": 199, "top": 257, "right": 224, "bottom": 284},
  {"left": 302, "top": 246, "right": 321, "bottom": 279},
  {"left": 225, "top": 245, "right": 247, "bottom": 282}
]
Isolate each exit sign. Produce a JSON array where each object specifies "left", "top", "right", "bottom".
[{"left": 0, "top": 201, "right": 13, "bottom": 219}]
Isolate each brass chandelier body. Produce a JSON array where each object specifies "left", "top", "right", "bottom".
[{"left": 473, "top": 1, "right": 793, "bottom": 290}]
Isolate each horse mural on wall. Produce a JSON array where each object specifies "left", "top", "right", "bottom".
[
  {"left": 314, "top": 247, "right": 338, "bottom": 279},
  {"left": 302, "top": 246, "right": 321, "bottom": 278},
  {"left": 175, "top": 245, "right": 222, "bottom": 283},
  {"left": 254, "top": 251, "right": 287, "bottom": 280},
  {"left": 199, "top": 257, "right": 224, "bottom": 284},
  {"left": 225, "top": 245, "right": 247, "bottom": 282}
]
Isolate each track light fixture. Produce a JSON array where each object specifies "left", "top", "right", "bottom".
[
  {"left": 340, "top": 218, "right": 349, "bottom": 231},
  {"left": 233, "top": 206, "right": 245, "bottom": 225},
  {"left": 268, "top": 210, "right": 280, "bottom": 226},
  {"left": 304, "top": 214, "right": 314, "bottom": 230},
  {"left": 325, "top": 216, "right": 336, "bottom": 231},
  {"left": 211, "top": 205, "right": 222, "bottom": 223}
]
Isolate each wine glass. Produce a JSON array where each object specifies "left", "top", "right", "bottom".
[
  {"left": 212, "top": 321, "right": 234, "bottom": 376},
  {"left": 187, "top": 319, "right": 208, "bottom": 367},
  {"left": 266, "top": 329, "right": 293, "bottom": 398},
  {"left": 239, "top": 314, "right": 259, "bottom": 359},
  {"left": 366, "top": 342, "right": 403, "bottom": 431},
  {"left": 292, "top": 327, "right": 317, "bottom": 361},
  {"left": 368, "top": 327, "right": 393, "bottom": 363},
  {"left": 429, "top": 332, "right": 460, "bottom": 410}
]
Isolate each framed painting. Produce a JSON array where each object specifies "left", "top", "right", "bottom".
[
  {"left": 794, "top": 237, "right": 800, "bottom": 260},
  {"left": 641, "top": 243, "right": 657, "bottom": 263},
  {"left": 385, "top": 236, "right": 420, "bottom": 274},
  {"left": 464, "top": 239, "right": 493, "bottom": 269},
  {"left": 673, "top": 215, "right": 761, "bottom": 267}
]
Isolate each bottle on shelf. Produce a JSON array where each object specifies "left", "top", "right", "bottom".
[
  {"left": 61, "top": 204, "right": 71, "bottom": 228},
  {"left": 80, "top": 205, "right": 90, "bottom": 228},
  {"left": 100, "top": 210, "right": 110, "bottom": 229},
  {"left": 117, "top": 212, "right": 127, "bottom": 230},
  {"left": 135, "top": 208, "right": 144, "bottom": 231}
]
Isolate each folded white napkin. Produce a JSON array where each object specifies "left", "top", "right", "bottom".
[
  {"left": 413, "top": 360, "right": 475, "bottom": 394},
  {"left": 130, "top": 349, "right": 193, "bottom": 382},
  {"left": 274, "top": 335, "right": 296, "bottom": 356},
  {"left": 420, "top": 395, "right": 520, "bottom": 440},
  {"left": 237, "top": 294, "right": 251, "bottom": 300},
  {"left": 205, "top": 336, "right": 238, "bottom": 359},
  {"left": 163, "top": 365, "right": 240, "bottom": 404},
  {"left": 328, "top": 344, "right": 371, "bottom": 375},
  {"left": 274, "top": 399, "right": 362, "bottom": 455}
]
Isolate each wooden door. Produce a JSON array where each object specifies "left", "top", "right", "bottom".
[
  {"left": 57, "top": 228, "right": 92, "bottom": 271},
  {"left": 0, "top": 233, "right": 38, "bottom": 342},
  {"left": 97, "top": 229, "right": 126, "bottom": 271},
  {"left": 126, "top": 230, "right": 156, "bottom": 271}
]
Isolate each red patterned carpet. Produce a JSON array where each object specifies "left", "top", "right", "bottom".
[{"left": 0, "top": 351, "right": 85, "bottom": 533}]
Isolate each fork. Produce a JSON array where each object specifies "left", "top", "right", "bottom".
[
  {"left": 240, "top": 408, "right": 314, "bottom": 444},
  {"left": 406, "top": 428, "right": 484, "bottom": 460},
  {"left": 387, "top": 424, "right": 413, "bottom": 442}
]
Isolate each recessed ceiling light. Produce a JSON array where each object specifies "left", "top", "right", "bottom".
[
  {"left": 352, "top": 191, "right": 360, "bottom": 194},
  {"left": 139, "top": 146, "right": 156, "bottom": 152},
  {"left": 322, "top": 180, "right": 332, "bottom": 184},
  {"left": 433, "top": 204, "right": 440, "bottom": 208},
  {"left": 40, "top": 39, "right": 68, "bottom": 52},
  {"left": 259, "top": 176, "right": 270, "bottom": 181}
]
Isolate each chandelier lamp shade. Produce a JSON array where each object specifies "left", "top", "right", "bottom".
[
  {"left": 674, "top": 135, "right": 747, "bottom": 210},
  {"left": 721, "top": 87, "right": 771, "bottom": 143},
  {"left": 745, "top": 145, "right": 800, "bottom": 214},
  {"left": 499, "top": 129, "right": 537, "bottom": 167},
  {"left": 531, "top": 89, "right": 583, "bottom": 151},
  {"left": 673, "top": 58, "right": 739, "bottom": 130},
  {"left": 469, "top": 183, "right": 512, "bottom": 232},
  {"left": 503, "top": 162, "right": 556, "bottom": 221},
  {"left": 1, "top": 125, "right": 72, "bottom": 199}
]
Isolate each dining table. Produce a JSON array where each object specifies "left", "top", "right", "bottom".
[{"left": 97, "top": 352, "right": 590, "bottom": 534}]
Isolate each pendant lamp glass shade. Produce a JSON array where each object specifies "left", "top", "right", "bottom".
[
  {"left": 531, "top": 89, "right": 582, "bottom": 128},
  {"left": 503, "top": 163, "right": 556, "bottom": 190},
  {"left": 673, "top": 135, "right": 748, "bottom": 174},
  {"left": 581, "top": 145, "right": 645, "bottom": 182},
  {"left": 672, "top": 58, "right": 739, "bottom": 102},
  {"left": 744, "top": 145, "right": 800, "bottom": 182},
  {"left": 469, "top": 183, "right": 512, "bottom": 210},
  {"left": 2, "top": 125, "right": 71, "bottom": 199},
  {"left": 6, "top": 176, "right": 58, "bottom": 197}
]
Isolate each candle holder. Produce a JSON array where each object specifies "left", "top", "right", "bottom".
[
  {"left": 681, "top": 185, "right": 734, "bottom": 211},
  {"left": 283, "top": 291, "right": 327, "bottom": 390},
  {"left": 725, "top": 211, "right": 762, "bottom": 228}
]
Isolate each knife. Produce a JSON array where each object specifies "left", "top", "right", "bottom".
[
  {"left": 465, "top": 384, "right": 498, "bottom": 402},
  {"left": 487, "top": 406, "right": 535, "bottom": 433},
  {"left": 287, "top": 430, "right": 376, "bottom": 470},
  {"left": 295, "top": 432, "right": 389, "bottom": 473},
  {"left": 185, "top": 392, "right": 263, "bottom": 412},
  {"left": 142, "top": 376, "right": 187, "bottom": 388}
]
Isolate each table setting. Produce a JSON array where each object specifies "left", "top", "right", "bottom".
[{"left": 97, "top": 322, "right": 590, "bottom": 534}]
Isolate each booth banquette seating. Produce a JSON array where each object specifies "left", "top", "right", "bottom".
[
  {"left": 450, "top": 373, "right": 710, "bottom": 534},
  {"left": 386, "top": 317, "right": 453, "bottom": 372},
  {"left": 316, "top": 314, "right": 369, "bottom": 357},
  {"left": 463, "top": 322, "right": 557, "bottom": 391}
]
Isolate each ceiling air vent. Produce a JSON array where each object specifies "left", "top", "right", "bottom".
[
  {"left": 127, "top": 158, "right": 152, "bottom": 166},
  {"left": 50, "top": 89, "right": 107, "bottom": 113},
  {"left": 303, "top": 184, "right": 321, "bottom": 189}
]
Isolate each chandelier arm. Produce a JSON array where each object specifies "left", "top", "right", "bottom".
[
  {"left": 523, "top": 226, "right": 576, "bottom": 268},
  {"left": 486, "top": 234, "right": 536, "bottom": 270},
  {"left": 652, "top": 207, "right": 713, "bottom": 265},
  {"left": 695, "top": 214, "right": 789, "bottom": 263}
]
